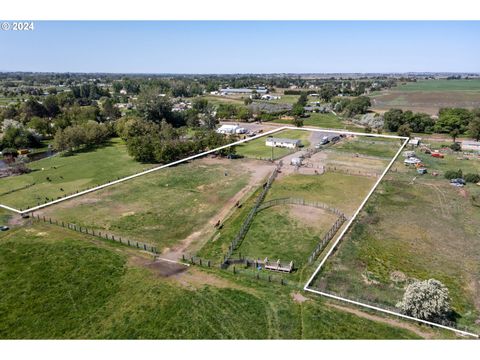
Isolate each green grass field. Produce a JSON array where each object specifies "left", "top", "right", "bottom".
[
  {"left": 40, "top": 159, "right": 250, "bottom": 251},
  {"left": 199, "top": 172, "right": 376, "bottom": 271},
  {"left": 274, "top": 113, "right": 345, "bottom": 128},
  {"left": 315, "top": 153, "right": 480, "bottom": 333},
  {"left": 0, "top": 138, "right": 156, "bottom": 209},
  {"left": 236, "top": 129, "right": 311, "bottom": 160},
  {"left": 370, "top": 79, "right": 480, "bottom": 115},
  {"left": 231, "top": 206, "right": 337, "bottom": 267},
  {"left": 392, "top": 79, "right": 480, "bottom": 92},
  {"left": 0, "top": 223, "right": 428, "bottom": 339},
  {"left": 330, "top": 136, "right": 401, "bottom": 159},
  {"left": 266, "top": 173, "right": 376, "bottom": 215}
]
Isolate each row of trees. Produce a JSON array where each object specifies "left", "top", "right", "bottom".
[
  {"left": 53, "top": 121, "right": 111, "bottom": 154},
  {"left": 116, "top": 117, "right": 234, "bottom": 163},
  {"left": 384, "top": 108, "right": 480, "bottom": 140}
]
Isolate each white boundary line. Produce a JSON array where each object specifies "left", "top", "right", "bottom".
[
  {"left": 305, "top": 288, "right": 478, "bottom": 338},
  {"left": 302, "top": 135, "right": 479, "bottom": 338},
  {"left": 0, "top": 125, "right": 403, "bottom": 214},
  {"left": 1, "top": 127, "right": 284, "bottom": 214},
  {"left": 4, "top": 124, "right": 471, "bottom": 337}
]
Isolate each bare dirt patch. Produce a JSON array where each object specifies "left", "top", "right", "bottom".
[
  {"left": 129, "top": 255, "right": 188, "bottom": 277},
  {"left": 291, "top": 292, "right": 310, "bottom": 303},
  {"left": 287, "top": 205, "right": 337, "bottom": 232}
]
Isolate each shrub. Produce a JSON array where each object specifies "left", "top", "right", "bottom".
[
  {"left": 444, "top": 169, "right": 463, "bottom": 180},
  {"left": 464, "top": 173, "right": 480, "bottom": 183},
  {"left": 450, "top": 142, "right": 461, "bottom": 151},
  {"left": 292, "top": 117, "right": 304, "bottom": 128},
  {"left": 396, "top": 279, "right": 451, "bottom": 322}
]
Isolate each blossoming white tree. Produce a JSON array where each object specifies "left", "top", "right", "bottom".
[{"left": 397, "top": 279, "right": 451, "bottom": 322}]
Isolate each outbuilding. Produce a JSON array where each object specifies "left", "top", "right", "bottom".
[
  {"left": 265, "top": 137, "right": 301, "bottom": 149},
  {"left": 217, "top": 124, "right": 240, "bottom": 134}
]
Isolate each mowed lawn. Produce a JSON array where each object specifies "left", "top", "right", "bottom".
[
  {"left": 0, "top": 223, "right": 425, "bottom": 339},
  {"left": 236, "top": 129, "right": 311, "bottom": 160},
  {"left": 40, "top": 159, "right": 250, "bottom": 251},
  {"left": 0, "top": 138, "right": 156, "bottom": 209},
  {"left": 316, "top": 163, "right": 480, "bottom": 332}
]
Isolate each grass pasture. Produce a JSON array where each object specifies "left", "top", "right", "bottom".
[
  {"left": 274, "top": 113, "right": 347, "bottom": 129},
  {"left": 330, "top": 136, "right": 402, "bottom": 159},
  {"left": 38, "top": 158, "right": 251, "bottom": 252},
  {"left": 314, "top": 153, "right": 480, "bottom": 332},
  {"left": 232, "top": 205, "right": 338, "bottom": 267},
  {"left": 0, "top": 138, "right": 156, "bottom": 210},
  {"left": 0, "top": 222, "right": 429, "bottom": 339}
]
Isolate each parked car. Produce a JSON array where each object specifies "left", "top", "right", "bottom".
[
  {"left": 404, "top": 157, "right": 421, "bottom": 165},
  {"left": 450, "top": 178, "right": 466, "bottom": 186},
  {"left": 431, "top": 152, "right": 444, "bottom": 158},
  {"left": 0, "top": 226, "right": 9, "bottom": 231}
]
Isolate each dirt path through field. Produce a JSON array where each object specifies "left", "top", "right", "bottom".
[
  {"left": 161, "top": 158, "right": 275, "bottom": 260},
  {"left": 327, "top": 302, "right": 435, "bottom": 339}
]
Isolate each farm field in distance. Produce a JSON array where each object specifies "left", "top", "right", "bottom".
[
  {"left": 0, "top": 222, "right": 444, "bottom": 339},
  {"left": 313, "top": 142, "right": 480, "bottom": 334},
  {"left": 370, "top": 79, "right": 480, "bottom": 115},
  {"left": 0, "top": 138, "right": 157, "bottom": 210}
]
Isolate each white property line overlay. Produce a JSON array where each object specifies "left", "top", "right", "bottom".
[
  {"left": 0, "top": 126, "right": 404, "bottom": 215},
  {"left": 303, "top": 136, "right": 479, "bottom": 339},
  {"left": 4, "top": 124, "right": 469, "bottom": 336}
]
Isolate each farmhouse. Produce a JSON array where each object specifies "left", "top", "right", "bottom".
[{"left": 265, "top": 137, "right": 301, "bottom": 149}]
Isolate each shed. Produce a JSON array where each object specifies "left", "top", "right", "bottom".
[{"left": 291, "top": 157, "right": 302, "bottom": 166}]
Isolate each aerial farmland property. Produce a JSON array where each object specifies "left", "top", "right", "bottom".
[{"left": 1, "top": 19, "right": 480, "bottom": 350}]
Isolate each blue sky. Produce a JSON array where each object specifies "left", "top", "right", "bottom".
[{"left": 0, "top": 21, "right": 479, "bottom": 73}]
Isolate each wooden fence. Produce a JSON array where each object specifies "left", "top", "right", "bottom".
[
  {"left": 186, "top": 254, "right": 291, "bottom": 286},
  {"left": 307, "top": 214, "right": 346, "bottom": 264},
  {"left": 324, "top": 165, "right": 381, "bottom": 178},
  {"left": 222, "top": 164, "right": 281, "bottom": 266},
  {"left": 31, "top": 213, "right": 158, "bottom": 254},
  {"left": 257, "top": 197, "right": 345, "bottom": 218}
]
